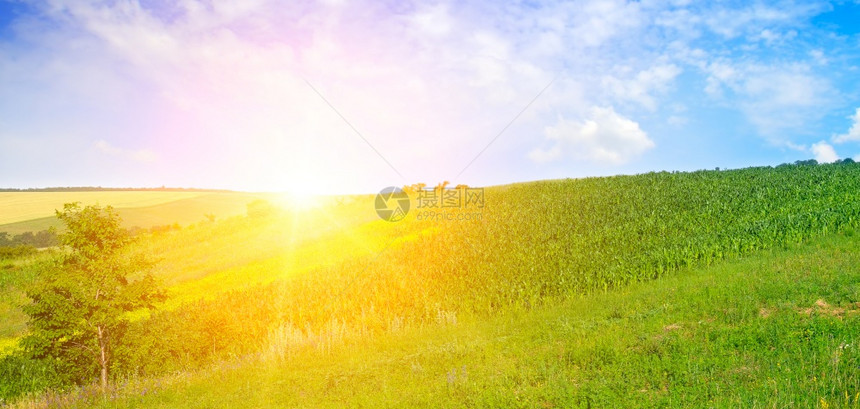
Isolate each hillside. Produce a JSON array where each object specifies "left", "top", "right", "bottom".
[
  {"left": 2, "top": 162, "right": 860, "bottom": 406},
  {"left": 0, "top": 191, "right": 276, "bottom": 235},
  {"left": 37, "top": 231, "right": 860, "bottom": 408}
]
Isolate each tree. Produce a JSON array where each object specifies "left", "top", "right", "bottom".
[
  {"left": 435, "top": 181, "right": 450, "bottom": 192},
  {"left": 13, "top": 231, "right": 35, "bottom": 246},
  {"left": 33, "top": 230, "right": 58, "bottom": 248},
  {"left": 21, "top": 203, "right": 165, "bottom": 390}
]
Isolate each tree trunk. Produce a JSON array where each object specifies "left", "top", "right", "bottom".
[{"left": 97, "top": 326, "right": 108, "bottom": 391}]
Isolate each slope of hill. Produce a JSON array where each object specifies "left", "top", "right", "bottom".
[
  {"left": 16, "top": 231, "right": 860, "bottom": 408},
  {"left": 2, "top": 162, "right": 860, "bottom": 406}
]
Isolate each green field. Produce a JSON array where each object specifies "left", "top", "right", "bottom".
[
  {"left": 2, "top": 162, "right": 860, "bottom": 407},
  {"left": 33, "top": 232, "right": 860, "bottom": 408}
]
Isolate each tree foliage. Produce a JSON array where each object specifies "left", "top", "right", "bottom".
[
  {"left": 21, "top": 203, "right": 165, "bottom": 389},
  {"left": 0, "top": 230, "right": 57, "bottom": 248}
]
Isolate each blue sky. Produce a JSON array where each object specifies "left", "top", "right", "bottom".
[{"left": 0, "top": 0, "right": 859, "bottom": 193}]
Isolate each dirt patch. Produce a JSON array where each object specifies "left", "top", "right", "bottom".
[
  {"left": 663, "top": 323, "right": 682, "bottom": 332},
  {"left": 798, "top": 299, "right": 859, "bottom": 317},
  {"left": 731, "top": 365, "right": 757, "bottom": 374},
  {"left": 759, "top": 307, "right": 773, "bottom": 318}
]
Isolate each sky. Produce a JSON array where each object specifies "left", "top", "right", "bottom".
[{"left": 0, "top": 0, "right": 859, "bottom": 194}]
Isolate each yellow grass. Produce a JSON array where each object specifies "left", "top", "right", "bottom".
[{"left": 0, "top": 337, "right": 17, "bottom": 357}]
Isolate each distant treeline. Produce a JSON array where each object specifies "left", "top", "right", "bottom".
[
  {"left": 0, "top": 230, "right": 58, "bottom": 248},
  {"left": 128, "top": 223, "right": 183, "bottom": 236},
  {"left": 0, "top": 187, "right": 234, "bottom": 192},
  {"left": 0, "top": 224, "right": 182, "bottom": 251},
  {"left": 783, "top": 158, "right": 855, "bottom": 166}
]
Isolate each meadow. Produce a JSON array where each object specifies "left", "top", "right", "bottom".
[{"left": 1, "top": 161, "right": 859, "bottom": 407}]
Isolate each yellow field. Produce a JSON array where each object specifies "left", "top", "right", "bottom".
[
  {"left": 0, "top": 191, "right": 282, "bottom": 234},
  {"left": 0, "top": 192, "right": 210, "bottom": 225},
  {"left": 0, "top": 194, "right": 378, "bottom": 355}
]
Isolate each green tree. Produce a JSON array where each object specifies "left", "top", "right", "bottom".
[{"left": 21, "top": 203, "right": 165, "bottom": 390}]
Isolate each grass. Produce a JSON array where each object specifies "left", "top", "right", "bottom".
[
  {"left": 153, "top": 214, "right": 420, "bottom": 307},
  {"left": 0, "top": 253, "right": 56, "bottom": 353},
  {"left": 22, "top": 231, "right": 860, "bottom": 408}
]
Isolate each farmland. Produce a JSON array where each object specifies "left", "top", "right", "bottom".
[
  {"left": 1, "top": 161, "right": 860, "bottom": 407},
  {"left": 33, "top": 231, "right": 860, "bottom": 408},
  {"left": 0, "top": 191, "right": 278, "bottom": 235}
]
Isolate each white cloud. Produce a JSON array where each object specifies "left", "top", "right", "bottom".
[
  {"left": 755, "top": 29, "right": 797, "bottom": 45},
  {"left": 809, "top": 49, "right": 828, "bottom": 65},
  {"left": 562, "top": 0, "right": 644, "bottom": 48},
  {"left": 811, "top": 141, "right": 838, "bottom": 163},
  {"left": 702, "top": 2, "right": 823, "bottom": 39},
  {"left": 0, "top": 0, "right": 850, "bottom": 190},
  {"left": 706, "top": 63, "right": 825, "bottom": 108},
  {"left": 704, "top": 61, "right": 834, "bottom": 137},
  {"left": 527, "top": 146, "right": 562, "bottom": 163},
  {"left": 408, "top": 4, "right": 453, "bottom": 37},
  {"left": 744, "top": 70, "right": 823, "bottom": 107},
  {"left": 655, "top": 8, "right": 702, "bottom": 40},
  {"left": 602, "top": 64, "right": 682, "bottom": 110},
  {"left": 759, "top": 29, "right": 779, "bottom": 43},
  {"left": 529, "top": 106, "right": 654, "bottom": 165},
  {"left": 833, "top": 108, "right": 860, "bottom": 144},
  {"left": 667, "top": 115, "right": 688, "bottom": 126},
  {"left": 703, "top": 61, "right": 737, "bottom": 97},
  {"left": 784, "top": 141, "right": 808, "bottom": 152},
  {"left": 94, "top": 140, "right": 157, "bottom": 163}
]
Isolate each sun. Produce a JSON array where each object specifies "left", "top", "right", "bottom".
[
  {"left": 274, "top": 180, "right": 322, "bottom": 211},
  {"left": 280, "top": 190, "right": 320, "bottom": 211}
]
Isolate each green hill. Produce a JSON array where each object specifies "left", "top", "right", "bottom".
[
  {"left": 2, "top": 162, "right": 860, "bottom": 407},
  {"left": 45, "top": 232, "right": 860, "bottom": 408}
]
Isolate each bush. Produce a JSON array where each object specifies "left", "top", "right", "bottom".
[
  {"left": 0, "top": 353, "right": 67, "bottom": 403},
  {"left": 0, "top": 245, "right": 37, "bottom": 259}
]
